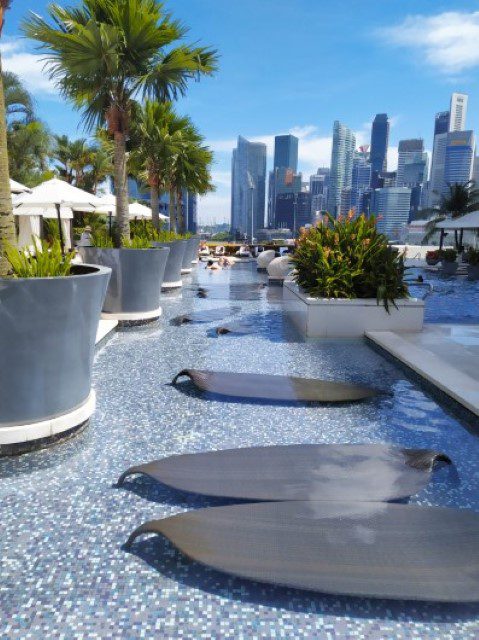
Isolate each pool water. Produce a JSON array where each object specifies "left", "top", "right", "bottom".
[{"left": 1, "top": 263, "right": 479, "bottom": 639}]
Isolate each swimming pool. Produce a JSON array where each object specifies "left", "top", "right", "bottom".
[{"left": 1, "top": 263, "right": 478, "bottom": 639}]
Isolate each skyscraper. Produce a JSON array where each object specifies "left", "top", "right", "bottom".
[
  {"left": 449, "top": 93, "right": 468, "bottom": 132},
  {"left": 273, "top": 135, "right": 298, "bottom": 172},
  {"left": 396, "top": 139, "right": 428, "bottom": 187},
  {"left": 268, "top": 135, "right": 300, "bottom": 227},
  {"left": 327, "top": 121, "right": 355, "bottom": 216},
  {"left": 369, "top": 114, "right": 390, "bottom": 187},
  {"left": 371, "top": 187, "right": 412, "bottom": 242},
  {"left": 442, "top": 130, "right": 475, "bottom": 196},
  {"left": 231, "top": 136, "right": 267, "bottom": 239},
  {"left": 275, "top": 192, "right": 312, "bottom": 233}
]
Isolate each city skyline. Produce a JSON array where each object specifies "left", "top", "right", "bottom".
[{"left": 4, "top": 1, "right": 479, "bottom": 222}]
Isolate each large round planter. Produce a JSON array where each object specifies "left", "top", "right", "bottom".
[
  {"left": 181, "top": 237, "right": 201, "bottom": 273},
  {"left": 152, "top": 240, "right": 187, "bottom": 289},
  {"left": 426, "top": 257, "right": 440, "bottom": 266},
  {"left": 467, "top": 264, "right": 479, "bottom": 281},
  {"left": 81, "top": 247, "right": 169, "bottom": 322},
  {"left": 440, "top": 261, "right": 458, "bottom": 276},
  {"left": 0, "top": 264, "right": 111, "bottom": 454}
]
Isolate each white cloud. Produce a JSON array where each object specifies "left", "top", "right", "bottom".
[
  {"left": 379, "top": 11, "right": 479, "bottom": 74},
  {"left": 0, "top": 39, "right": 58, "bottom": 96}
]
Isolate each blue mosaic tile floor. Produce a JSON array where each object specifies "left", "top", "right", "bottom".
[{"left": 2, "top": 263, "right": 479, "bottom": 639}]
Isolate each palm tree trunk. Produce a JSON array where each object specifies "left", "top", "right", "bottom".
[
  {"left": 176, "top": 188, "right": 184, "bottom": 234},
  {"left": 150, "top": 182, "right": 160, "bottom": 230},
  {"left": 113, "top": 130, "right": 129, "bottom": 246},
  {"left": 0, "top": 54, "right": 16, "bottom": 276},
  {"left": 169, "top": 190, "right": 176, "bottom": 233}
]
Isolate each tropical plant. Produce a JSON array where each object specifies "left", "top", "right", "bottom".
[
  {"left": 5, "top": 238, "right": 73, "bottom": 277},
  {"left": 440, "top": 248, "right": 457, "bottom": 263},
  {"left": 423, "top": 181, "right": 479, "bottom": 247},
  {"left": 23, "top": 0, "right": 218, "bottom": 247},
  {"left": 2, "top": 71, "right": 34, "bottom": 123},
  {"left": 425, "top": 249, "right": 441, "bottom": 265},
  {"left": 122, "top": 234, "right": 152, "bottom": 249},
  {"left": 0, "top": 0, "right": 16, "bottom": 276},
  {"left": 8, "top": 120, "right": 52, "bottom": 185},
  {"left": 91, "top": 229, "right": 115, "bottom": 248},
  {"left": 466, "top": 247, "right": 479, "bottom": 266},
  {"left": 291, "top": 213, "right": 409, "bottom": 311}
]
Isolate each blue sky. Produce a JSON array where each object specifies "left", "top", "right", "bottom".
[{"left": 3, "top": 0, "right": 479, "bottom": 223}]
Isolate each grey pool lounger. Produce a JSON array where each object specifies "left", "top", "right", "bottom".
[
  {"left": 117, "top": 443, "right": 452, "bottom": 502},
  {"left": 125, "top": 500, "right": 479, "bottom": 602},
  {"left": 171, "top": 369, "right": 377, "bottom": 403},
  {"left": 171, "top": 307, "right": 241, "bottom": 326}
]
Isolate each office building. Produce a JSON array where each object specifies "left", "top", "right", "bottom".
[
  {"left": 396, "top": 139, "right": 428, "bottom": 186},
  {"left": 347, "top": 149, "right": 371, "bottom": 215},
  {"left": 275, "top": 192, "right": 312, "bottom": 234},
  {"left": 310, "top": 169, "right": 330, "bottom": 216},
  {"left": 370, "top": 114, "right": 390, "bottom": 188},
  {"left": 327, "top": 121, "right": 355, "bottom": 216},
  {"left": 231, "top": 136, "right": 267, "bottom": 239},
  {"left": 442, "top": 130, "right": 475, "bottom": 196},
  {"left": 268, "top": 134, "right": 300, "bottom": 227},
  {"left": 449, "top": 93, "right": 468, "bottom": 132},
  {"left": 371, "top": 187, "right": 412, "bottom": 242}
]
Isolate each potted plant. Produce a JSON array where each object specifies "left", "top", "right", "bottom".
[
  {"left": 81, "top": 230, "right": 170, "bottom": 324},
  {"left": 181, "top": 233, "right": 202, "bottom": 274},
  {"left": 466, "top": 248, "right": 479, "bottom": 280},
  {"left": 425, "top": 249, "right": 441, "bottom": 266},
  {"left": 0, "top": 240, "right": 111, "bottom": 454},
  {"left": 150, "top": 229, "right": 188, "bottom": 289},
  {"left": 283, "top": 214, "right": 424, "bottom": 338},
  {"left": 439, "top": 248, "right": 458, "bottom": 275}
]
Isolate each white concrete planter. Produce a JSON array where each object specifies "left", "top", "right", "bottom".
[
  {"left": 0, "top": 264, "right": 111, "bottom": 454},
  {"left": 181, "top": 237, "right": 201, "bottom": 274},
  {"left": 283, "top": 280, "right": 424, "bottom": 338}
]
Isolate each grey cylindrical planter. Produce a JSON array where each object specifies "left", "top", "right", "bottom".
[
  {"left": 152, "top": 240, "right": 187, "bottom": 288},
  {"left": 181, "top": 237, "right": 201, "bottom": 273},
  {"left": 467, "top": 264, "right": 479, "bottom": 280},
  {"left": 0, "top": 263, "right": 111, "bottom": 454},
  {"left": 81, "top": 247, "right": 169, "bottom": 322},
  {"left": 440, "top": 261, "right": 458, "bottom": 276}
]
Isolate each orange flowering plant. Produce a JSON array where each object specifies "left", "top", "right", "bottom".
[{"left": 291, "top": 212, "right": 408, "bottom": 311}]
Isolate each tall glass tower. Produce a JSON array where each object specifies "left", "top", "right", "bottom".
[
  {"left": 231, "top": 136, "right": 267, "bottom": 239},
  {"left": 273, "top": 135, "right": 298, "bottom": 172},
  {"left": 268, "top": 135, "right": 299, "bottom": 227},
  {"left": 327, "top": 121, "right": 355, "bottom": 216},
  {"left": 369, "top": 114, "right": 390, "bottom": 188}
]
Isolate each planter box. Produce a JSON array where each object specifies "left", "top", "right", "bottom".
[
  {"left": 181, "top": 237, "right": 201, "bottom": 274},
  {"left": 152, "top": 240, "right": 187, "bottom": 288},
  {"left": 468, "top": 264, "right": 479, "bottom": 281},
  {"left": 283, "top": 280, "right": 424, "bottom": 338},
  {"left": 0, "top": 263, "right": 111, "bottom": 453},
  {"left": 440, "top": 261, "right": 458, "bottom": 276},
  {"left": 81, "top": 247, "right": 169, "bottom": 322}
]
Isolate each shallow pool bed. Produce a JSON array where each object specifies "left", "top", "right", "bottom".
[{"left": 1, "top": 264, "right": 479, "bottom": 639}]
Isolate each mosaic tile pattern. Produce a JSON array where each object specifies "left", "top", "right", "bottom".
[{"left": 1, "top": 263, "right": 479, "bottom": 639}]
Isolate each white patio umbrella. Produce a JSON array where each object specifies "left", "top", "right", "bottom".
[
  {"left": 14, "top": 178, "right": 101, "bottom": 252},
  {"left": 436, "top": 211, "right": 479, "bottom": 230},
  {"left": 10, "top": 178, "right": 31, "bottom": 194}
]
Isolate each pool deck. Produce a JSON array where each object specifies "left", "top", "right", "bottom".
[{"left": 367, "top": 324, "right": 479, "bottom": 417}]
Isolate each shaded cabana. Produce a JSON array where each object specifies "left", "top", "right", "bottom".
[
  {"left": 10, "top": 178, "right": 32, "bottom": 195},
  {"left": 13, "top": 178, "right": 100, "bottom": 252},
  {"left": 436, "top": 211, "right": 479, "bottom": 250},
  {"left": 94, "top": 196, "right": 168, "bottom": 235}
]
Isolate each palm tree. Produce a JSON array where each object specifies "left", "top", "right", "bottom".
[
  {"left": 130, "top": 100, "right": 194, "bottom": 229},
  {"left": 0, "top": 0, "right": 16, "bottom": 276},
  {"left": 8, "top": 120, "right": 52, "bottom": 185},
  {"left": 171, "top": 137, "right": 214, "bottom": 234},
  {"left": 2, "top": 71, "right": 34, "bottom": 124},
  {"left": 23, "top": 0, "right": 218, "bottom": 246},
  {"left": 423, "top": 181, "right": 479, "bottom": 247}
]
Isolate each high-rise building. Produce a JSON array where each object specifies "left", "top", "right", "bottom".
[
  {"left": 309, "top": 168, "right": 330, "bottom": 216},
  {"left": 268, "top": 134, "right": 300, "bottom": 227},
  {"left": 396, "top": 139, "right": 428, "bottom": 186},
  {"left": 275, "top": 192, "right": 312, "bottom": 233},
  {"left": 428, "top": 111, "right": 450, "bottom": 208},
  {"left": 273, "top": 134, "right": 299, "bottom": 172},
  {"left": 344, "top": 149, "right": 371, "bottom": 215},
  {"left": 442, "top": 130, "right": 475, "bottom": 196},
  {"left": 371, "top": 187, "right": 412, "bottom": 242},
  {"left": 369, "top": 114, "right": 390, "bottom": 188},
  {"left": 327, "top": 121, "right": 355, "bottom": 216},
  {"left": 449, "top": 93, "right": 468, "bottom": 132},
  {"left": 231, "top": 136, "right": 267, "bottom": 239}
]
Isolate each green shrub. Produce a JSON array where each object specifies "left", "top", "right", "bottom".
[
  {"left": 91, "top": 230, "right": 114, "bottom": 248},
  {"left": 122, "top": 235, "right": 152, "bottom": 249},
  {"left": 5, "top": 238, "right": 73, "bottom": 278},
  {"left": 440, "top": 248, "right": 457, "bottom": 263},
  {"left": 291, "top": 213, "right": 408, "bottom": 311},
  {"left": 466, "top": 247, "right": 479, "bottom": 265}
]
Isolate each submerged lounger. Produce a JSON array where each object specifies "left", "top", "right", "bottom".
[
  {"left": 172, "top": 369, "right": 377, "bottom": 402},
  {"left": 117, "top": 443, "right": 452, "bottom": 502},
  {"left": 126, "top": 500, "right": 479, "bottom": 602},
  {"left": 171, "top": 307, "right": 241, "bottom": 326},
  {"left": 196, "top": 284, "right": 267, "bottom": 300}
]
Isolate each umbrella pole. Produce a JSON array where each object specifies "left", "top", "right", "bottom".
[
  {"left": 55, "top": 203, "right": 65, "bottom": 255},
  {"left": 109, "top": 213, "right": 112, "bottom": 238}
]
